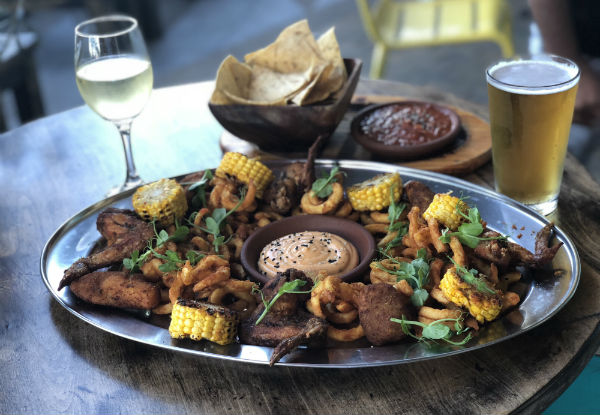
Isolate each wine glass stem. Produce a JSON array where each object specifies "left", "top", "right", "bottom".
[{"left": 116, "top": 121, "right": 141, "bottom": 189}]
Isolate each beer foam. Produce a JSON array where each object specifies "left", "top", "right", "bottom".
[{"left": 487, "top": 59, "right": 579, "bottom": 95}]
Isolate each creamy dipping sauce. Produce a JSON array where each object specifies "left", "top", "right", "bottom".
[{"left": 258, "top": 231, "right": 359, "bottom": 279}]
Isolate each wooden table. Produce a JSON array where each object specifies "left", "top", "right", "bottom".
[{"left": 2, "top": 80, "right": 599, "bottom": 414}]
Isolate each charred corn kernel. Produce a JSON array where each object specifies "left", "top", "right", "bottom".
[
  {"left": 439, "top": 267, "right": 502, "bottom": 324},
  {"left": 169, "top": 299, "right": 239, "bottom": 345},
  {"left": 347, "top": 173, "right": 402, "bottom": 211},
  {"left": 423, "top": 193, "right": 468, "bottom": 231},
  {"left": 216, "top": 152, "right": 274, "bottom": 197},
  {"left": 133, "top": 178, "right": 188, "bottom": 226}
]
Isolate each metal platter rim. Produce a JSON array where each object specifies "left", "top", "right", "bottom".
[{"left": 40, "top": 159, "right": 581, "bottom": 368}]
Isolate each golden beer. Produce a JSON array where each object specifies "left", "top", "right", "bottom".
[{"left": 486, "top": 56, "right": 579, "bottom": 215}]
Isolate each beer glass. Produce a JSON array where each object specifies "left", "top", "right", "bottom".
[
  {"left": 75, "top": 15, "right": 153, "bottom": 195},
  {"left": 486, "top": 54, "right": 579, "bottom": 215}
]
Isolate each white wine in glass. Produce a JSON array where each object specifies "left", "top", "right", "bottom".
[{"left": 74, "top": 15, "right": 153, "bottom": 195}]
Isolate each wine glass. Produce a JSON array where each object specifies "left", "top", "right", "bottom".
[{"left": 74, "top": 15, "right": 153, "bottom": 195}]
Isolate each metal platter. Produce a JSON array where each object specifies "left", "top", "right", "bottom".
[{"left": 40, "top": 160, "right": 580, "bottom": 368}]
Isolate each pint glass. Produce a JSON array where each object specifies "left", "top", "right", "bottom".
[{"left": 486, "top": 55, "right": 579, "bottom": 215}]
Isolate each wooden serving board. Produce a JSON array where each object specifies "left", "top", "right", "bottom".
[{"left": 220, "top": 94, "right": 492, "bottom": 176}]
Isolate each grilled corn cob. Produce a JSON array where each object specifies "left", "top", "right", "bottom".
[
  {"left": 439, "top": 267, "right": 502, "bottom": 324},
  {"left": 215, "top": 152, "right": 274, "bottom": 197},
  {"left": 347, "top": 173, "right": 402, "bottom": 211},
  {"left": 422, "top": 193, "right": 469, "bottom": 231},
  {"left": 132, "top": 178, "right": 188, "bottom": 226},
  {"left": 169, "top": 299, "right": 239, "bottom": 345}
]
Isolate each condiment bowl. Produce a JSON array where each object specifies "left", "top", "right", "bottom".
[
  {"left": 208, "top": 58, "right": 362, "bottom": 152},
  {"left": 350, "top": 100, "right": 461, "bottom": 160},
  {"left": 241, "top": 215, "right": 375, "bottom": 284}
]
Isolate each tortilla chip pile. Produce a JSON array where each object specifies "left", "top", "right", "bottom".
[{"left": 210, "top": 20, "right": 347, "bottom": 106}]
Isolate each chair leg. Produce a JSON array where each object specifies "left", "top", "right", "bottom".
[
  {"left": 370, "top": 43, "right": 388, "bottom": 79},
  {"left": 495, "top": 34, "right": 515, "bottom": 58},
  {"left": 14, "top": 55, "right": 44, "bottom": 123}
]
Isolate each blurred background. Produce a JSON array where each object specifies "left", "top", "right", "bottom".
[
  {"left": 0, "top": 0, "right": 597, "bottom": 186},
  {"left": 0, "top": 0, "right": 598, "bottom": 187}
]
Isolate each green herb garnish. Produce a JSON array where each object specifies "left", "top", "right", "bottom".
[
  {"left": 439, "top": 203, "right": 507, "bottom": 249},
  {"left": 182, "top": 169, "right": 213, "bottom": 210},
  {"left": 384, "top": 184, "right": 408, "bottom": 252},
  {"left": 376, "top": 248, "right": 430, "bottom": 307},
  {"left": 448, "top": 257, "right": 496, "bottom": 295},
  {"left": 196, "top": 188, "right": 245, "bottom": 253},
  {"left": 253, "top": 279, "right": 319, "bottom": 325},
  {"left": 391, "top": 314, "right": 472, "bottom": 346},
  {"left": 123, "top": 219, "right": 190, "bottom": 272},
  {"left": 311, "top": 166, "right": 345, "bottom": 198}
]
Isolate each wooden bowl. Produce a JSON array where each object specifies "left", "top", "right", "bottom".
[
  {"left": 208, "top": 58, "right": 362, "bottom": 152},
  {"left": 241, "top": 215, "right": 375, "bottom": 284},
  {"left": 350, "top": 101, "right": 461, "bottom": 160}
]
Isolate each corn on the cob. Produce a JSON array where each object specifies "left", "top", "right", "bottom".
[
  {"left": 439, "top": 267, "right": 502, "bottom": 324},
  {"left": 169, "top": 299, "right": 239, "bottom": 345},
  {"left": 132, "top": 178, "right": 188, "bottom": 226},
  {"left": 423, "top": 193, "right": 469, "bottom": 231},
  {"left": 347, "top": 173, "right": 402, "bottom": 211},
  {"left": 215, "top": 152, "right": 274, "bottom": 197}
]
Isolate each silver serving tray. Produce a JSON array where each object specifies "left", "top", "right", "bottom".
[{"left": 40, "top": 160, "right": 580, "bottom": 368}]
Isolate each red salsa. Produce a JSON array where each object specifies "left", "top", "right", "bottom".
[{"left": 359, "top": 103, "right": 454, "bottom": 146}]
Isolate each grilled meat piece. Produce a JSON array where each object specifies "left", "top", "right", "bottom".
[
  {"left": 70, "top": 271, "right": 161, "bottom": 310},
  {"left": 59, "top": 208, "right": 153, "bottom": 290},
  {"left": 404, "top": 180, "right": 435, "bottom": 213},
  {"left": 239, "top": 269, "right": 328, "bottom": 365},
  {"left": 262, "top": 175, "right": 297, "bottom": 215},
  {"left": 358, "top": 284, "right": 414, "bottom": 346},
  {"left": 473, "top": 223, "right": 562, "bottom": 269}
]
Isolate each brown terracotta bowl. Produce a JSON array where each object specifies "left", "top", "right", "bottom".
[
  {"left": 350, "top": 100, "right": 461, "bottom": 160},
  {"left": 208, "top": 58, "right": 362, "bottom": 152},
  {"left": 241, "top": 215, "right": 375, "bottom": 284}
]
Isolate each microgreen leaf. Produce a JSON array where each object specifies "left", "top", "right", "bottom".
[
  {"left": 254, "top": 279, "right": 319, "bottom": 325},
  {"left": 438, "top": 203, "right": 506, "bottom": 249},
  {"left": 411, "top": 288, "right": 429, "bottom": 307},
  {"left": 123, "top": 220, "right": 191, "bottom": 273},
  {"left": 448, "top": 257, "right": 497, "bottom": 295},
  {"left": 181, "top": 169, "right": 213, "bottom": 210},
  {"left": 197, "top": 191, "right": 245, "bottom": 253},
  {"left": 311, "top": 166, "right": 344, "bottom": 199},
  {"left": 376, "top": 249, "right": 430, "bottom": 306},
  {"left": 391, "top": 315, "right": 472, "bottom": 346},
  {"left": 422, "top": 323, "right": 451, "bottom": 340}
]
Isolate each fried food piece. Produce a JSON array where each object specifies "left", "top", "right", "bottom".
[
  {"left": 169, "top": 299, "right": 239, "bottom": 345},
  {"left": 59, "top": 208, "right": 154, "bottom": 290},
  {"left": 262, "top": 174, "right": 298, "bottom": 215},
  {"left": 357, "top": 283, "right": 414, "bottom": 346},
  {"left": 474, "top": 223, "right": 563, "bottom": 269},
  {"left": 239, "top": 269, "right": 328, "bottom": 365},
  {"left": 70, "top": 271, "right": 161, "bottom": 310},
  {"left": 300, "top": 182, "right": 344, "bottom": 214},
  {"left": 403, "top": 180, "right": 434, "bottom": 214}
]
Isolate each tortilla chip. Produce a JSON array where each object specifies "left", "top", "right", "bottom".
[
  {"left": 302, "top": 27, "right": 347, "bottom": 104},
  {"left": 244, "top": 20, "right": 325, "bottom": 74},
  {"left": 248, "top": 64, "right": 315, "bottom": 102},
  {"left": 211, "top": 20, "right": 347, "bottom": 106},
  {"left": 290, "top": 62, "right": 330, "bottom": 105},
  {"left": 210, "top": 55, "right": 252, "bottom": 105}
]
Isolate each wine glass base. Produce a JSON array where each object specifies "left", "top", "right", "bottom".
[{"left": 105, "top": 177, "right": 144, "bottom": 197}]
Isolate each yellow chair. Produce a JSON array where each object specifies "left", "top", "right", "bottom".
[{"left": 356, "top": 0, "right": 515, "bottom": 79}]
